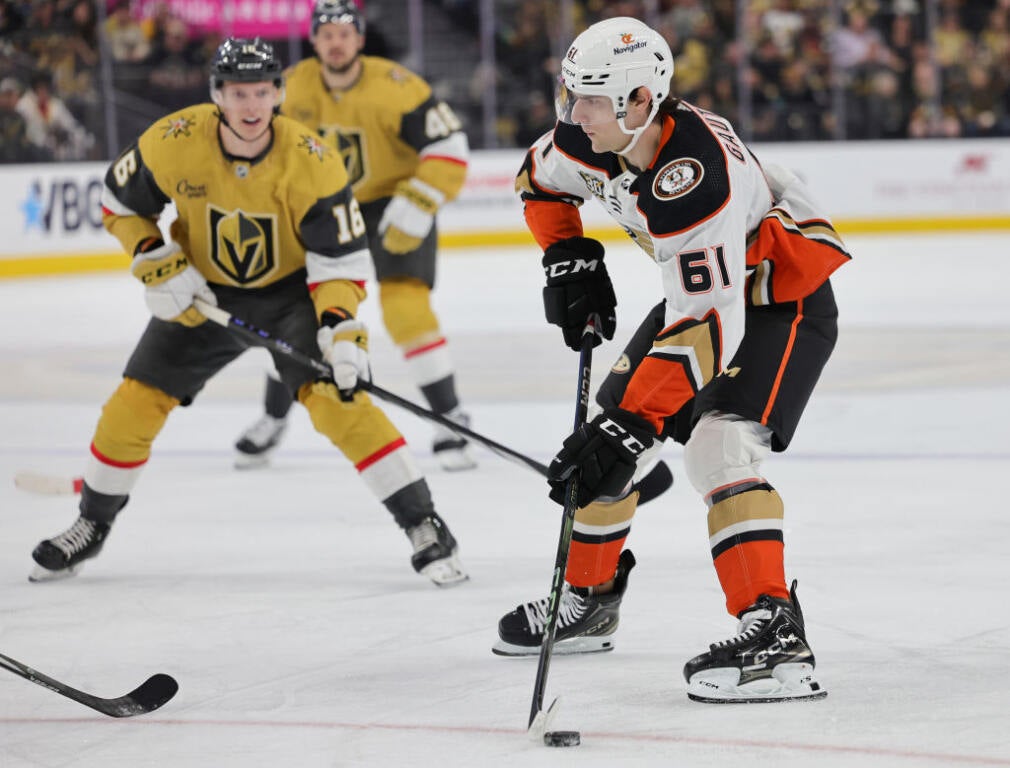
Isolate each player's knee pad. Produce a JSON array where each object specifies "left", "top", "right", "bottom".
[
  {"left": 379, "top": 278, "right": 440, "bottom": 348},
  {"left": 683, "top": 412, "right": 772, "bottom": 497},
  {"left": 92, "top": 377, "right": 179, "bottom": 463}
]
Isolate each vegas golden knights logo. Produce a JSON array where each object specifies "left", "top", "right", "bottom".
[
  {"left": 318, "top": 124, "right": 365, "bottom": 186},
  {"left": 208, "top": 206, "right": 277, "bottom": 284}
]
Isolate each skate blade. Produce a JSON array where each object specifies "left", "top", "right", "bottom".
[
  {"left": 491, "top": 635, "right": 616, "bottom": 657},
  {"left": 434, "top": 446, "right": 477, "bottom": 472},
  {"left": 28, "top": 563, "right": 82, "bottom": 583},
  {"left": 687, "top": 663, "right": 827, "bottom": 703},
  {"left": 527, "top": 696, "right": 562, "bottom": 742},
  {"left": 420, "top": 553, "right": 469, "bottom": 587},
  {"left": 233, "top": 452, "right": 273, "bottom": 470}
]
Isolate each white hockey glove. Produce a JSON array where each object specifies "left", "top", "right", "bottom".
[
  {"left": 377, "top": 178, "right": 444, "bottom": 254},
  {"left": 130, "top": 240, "right": 217, "bottom": 327},
  {"left": 316, "top": 310, "right": 370, "bottom": 401}
]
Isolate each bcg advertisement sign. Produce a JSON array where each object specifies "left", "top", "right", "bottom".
[{"left": 2, "top": 163, "right": 116, "bottom": 255}]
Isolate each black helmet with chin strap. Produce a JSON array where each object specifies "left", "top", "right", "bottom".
[{"left": 209, "top": 37, "right": 283, "bottom": 93}]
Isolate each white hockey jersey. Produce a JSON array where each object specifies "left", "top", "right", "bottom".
[{"left": 516, "top": 101, "right": 850, "bottom": 428}]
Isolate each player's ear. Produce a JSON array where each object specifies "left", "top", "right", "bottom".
[
  {"left": 274, "top": 84, "right": 286, "bottom": 114},
  {"left": 630, "top": 86, "right": 653, "bottom": 109}
]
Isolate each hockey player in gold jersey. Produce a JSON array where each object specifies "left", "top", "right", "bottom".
[
  {"left": 28, "top": 38, "right": 467, "bottom": 588},
  {"left": 233, "top": 0, "right": 476, "bottom": 472}
]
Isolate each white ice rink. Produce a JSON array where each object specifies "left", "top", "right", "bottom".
[{"left": 1, "top": 234, "right": 1009, "bottom": 767}]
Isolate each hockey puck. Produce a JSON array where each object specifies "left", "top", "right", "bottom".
[{"left": 544, "top": 730, "right": 581, "bottom": 747}]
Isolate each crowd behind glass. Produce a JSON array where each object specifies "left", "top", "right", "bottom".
[{"left": 1, "top": 0, "right": 1008, "bottom": 164}]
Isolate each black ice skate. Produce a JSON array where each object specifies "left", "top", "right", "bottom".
[
  {"left": 683, "top": 580, "right": 827, "bottom": 703},
  {"left": 492, "top": 549, "right": 636, "bottom": 657},
  {"left": 29, "top": 516, "right": 111, "bottom": 582},
  {"left": 431, "top": 407, "right": 476, "bottom": 471},
  {"left": 407, "top": 514, "right": 468, "bottom": 587},
  {"left": 234, "top": 415, "right": 288, "bottom": 469}
]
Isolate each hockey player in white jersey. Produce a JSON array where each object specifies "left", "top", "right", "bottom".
[{"left": 493, "top": 17, "right": 850, "bottom": 703}]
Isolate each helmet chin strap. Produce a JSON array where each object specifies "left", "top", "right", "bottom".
[
  {"left": 614, "top": 102, "right": 661, "bottom": 157},
  {"left": 220, "top": 115, "right": 273, "bottom": 145}
]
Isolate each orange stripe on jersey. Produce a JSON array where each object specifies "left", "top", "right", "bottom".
[
  {"left": 746, "top": 211, "right": 850, "bottom": 304},
  {"left": 523, "top": 198, "right": 584, "bottom": 250},
  {"left": 620, "top": 357, "right": 697, "bottom": 434},
  {"left": 760, "top": 297, "right": 802, "bottom": 426},
  {"left": 619, "top": 312, "right": 723, "bottom": 433}
]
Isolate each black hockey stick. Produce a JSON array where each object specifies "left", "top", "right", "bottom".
[
  {"left": 191, "top": 299, "right": 671, "bottom": 501},
  {"left": 193, "top": 299, "right": 548, "bottom": 475},
  {"left": 0, "top": 651, "right": 178, "bottom": 718},
  {"left": 527, "top": 320, "right": 596, "bottom": 736}
]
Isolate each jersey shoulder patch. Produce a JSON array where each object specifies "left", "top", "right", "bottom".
[
  {"left": 137, "top": 103, "right": 217, "bottom": 172},
  {"left": 361, "top": 56, "right": 431, "bottom": 108},
  {"left": 638, "top": 108, "right": 732, "bottom": 236}
]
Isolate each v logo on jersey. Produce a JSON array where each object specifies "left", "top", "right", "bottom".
[
  {"left": 208, "top": 206, "right": 277, "bottom": 284},
  {"left": 318, "top": 125, "right": 365, "bottom": 187}
]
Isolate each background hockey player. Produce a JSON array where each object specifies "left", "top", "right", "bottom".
[
  {"left": 234, "top": 0, "right": 476, "bottom": 472},
  {"left": 493, "top": 17, "right": 850, "bottom": 703},
  {"left": 29, "top": 37, "right": 467, "bottom": 588}
]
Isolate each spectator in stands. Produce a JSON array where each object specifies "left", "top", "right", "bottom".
[
  {"left": 0, "top": 76, "right": 45, "bottom": 163},
  {"left": 0, "top": 0, "right": 27, "bottom": 40},
  {"left": 145, "top": 15, "right": 207, "bottom": 113},
  {"left": 934, "top": 7, "right": 971, "bottom": 65},
  {"left": 104, "top": 0, "right": 150, "bottom": 62},
  {"left": 829, "top": 3, "right": 892, "bottom": 74},
  {"left": 514, "top": 89, "right": 555, "bottom": 147},
  {"left": 16, "top": 69, "right": 94, "bottom": 160}
]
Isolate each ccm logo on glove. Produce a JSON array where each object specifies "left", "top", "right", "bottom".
[
  {"left": 541, "top": 236, "right": 617, "bottom": 350},
  {"left": 596, "top": 417, "right": 649, "bottom": 455},
  {"left": 543, "top": 256, "right": 603, "bottom": 280}
]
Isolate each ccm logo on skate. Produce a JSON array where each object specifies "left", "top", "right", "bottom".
[
  {"left": 599, "top": 419, "right": 646, "bottom": 455},
  {"left": 545, "top": 258, "right": 600, "bottom": 278},
  {"left": 744, "top": 633, "right": 799, "bottom": 670}
]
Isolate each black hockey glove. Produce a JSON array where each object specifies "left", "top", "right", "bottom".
[
  {"left": 548, "top": 408, "right": 656, "bottom": 507},
  {"left": 542, "top": 236, "right": 617, "bottom": 351}
]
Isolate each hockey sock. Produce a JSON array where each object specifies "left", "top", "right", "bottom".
[
  {"left": 564, "top": 494, "right": 638, "bottom": 589},
  {"left": 264, "top": 371, "right": 295, "bottom": 419},
  {"left": 419, "top": 374, "right": 459, "bottom": 415},
  {"left": 707, "top": 480, "right": 789, "bottom": 616},
  {"left": 79, "top": 483, "right": 129, "bottom": 524}
]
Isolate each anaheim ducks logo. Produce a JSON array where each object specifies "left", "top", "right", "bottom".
[
  {"left": 208, "top": 206, "right": 277, "bottom": 284},
  {"left": 653, "top": 158, "right": 704, "bottom": 200},
  {"left": 611, "top": 353, "right": 632, "bottom": 374},
  {"left": 161, "top": 115, "right": 195, "bottom": 139}
]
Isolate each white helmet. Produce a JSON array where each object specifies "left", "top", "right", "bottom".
[{"left": 557, "top": 17, "right": 674, "bottom": 155}]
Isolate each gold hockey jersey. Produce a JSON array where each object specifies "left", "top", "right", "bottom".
[
  {"left": 101, "top": 103, "right": 372, "bottom": 315},
  {"left": 282, "top": 55, "right": 468, "bottom": 205}
]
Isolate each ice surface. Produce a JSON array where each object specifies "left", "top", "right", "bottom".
[{"left": 1, "top": 234, "right": 1008, "bottom": 767}]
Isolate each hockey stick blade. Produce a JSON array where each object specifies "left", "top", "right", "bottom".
[
  {"left": 14, "top": 472, "right": 83, "bottom": 496},
  {"left": 633, "top": 460, "right": 673, "bottom": 505},
  {"left": 527, "top": 695, "right": 561, "bottom": 743},
  {"left": 0, "top": 652, "right": 178, "bottom": 718}
]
